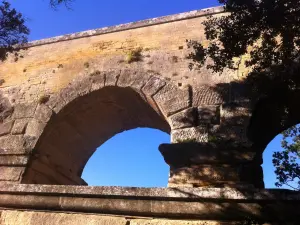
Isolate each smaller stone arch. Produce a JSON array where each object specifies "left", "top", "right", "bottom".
[{"left": 248, "top": 91, "right": 300, "bottom": 152}]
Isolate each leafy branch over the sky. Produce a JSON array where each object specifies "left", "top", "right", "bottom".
[{"left": 0, "top": 0, "right": 29, "bottom": 60}]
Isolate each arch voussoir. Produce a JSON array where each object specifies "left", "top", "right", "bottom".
[{"left": 153, "top": 83, "right": 191, "bottom": 118}]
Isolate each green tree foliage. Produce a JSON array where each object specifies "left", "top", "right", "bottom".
[
  {"left": 50, "top": 0, "right": 73, "bottom": 8},
  {"left": 0, "top": 0, "right": 72, "bottom": 61},
  {"left": 0, "top": 1, "right": 29, "bottom": 60},
  {"left": 187, "top": 0, "right": 300, "bottom": 189},
  {"left": 273, "top": 125, "right": 300, "bottom": 190}
]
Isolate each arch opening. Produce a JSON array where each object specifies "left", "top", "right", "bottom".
[
  {"left": 82, "top": 127, "right": 170, "bottom": 187},
  {"left": 22, "top": 86, "right": 170, "bottom": 185},
  {"left": 263, "top": 124, "right": 300, "bottom": 190}
]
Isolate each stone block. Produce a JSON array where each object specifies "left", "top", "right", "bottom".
[
  {"left": 0, "top": 93, "right": 14, "bottom": 122},
  {"left": 0, "top": 211, "right": 128, "bottom": 225},
  {"left": 198, "top": 105, "right": 220, "bottom": 124},
  {"left": 12, "top": 103, "right": 37, "bottom": 119},
  {"left": 159, "top": 143, "right": 258, "bottom": 168},
  {"left": 221, "top": 103, "right": 250, "bottom": 126},
  {"left": 171, "top": 126, "right": 208, "bottom": 143},
  {"left": 0, "top": 135, "right": 25, "bottom": 154},
  {"left": 90, "top": 71, "right": 105, "bottom": 91},
  {"left": 76, "top": 78, "right": 93, "bottom": 97},
  {"left": 210, "top": 125, "right": 249, "bottom": 144},
  {"left": 142, "top": 76, "right": 166, "bottom": 96},
  {"left": 34, "top": 104, "right": 53, "bottom": 123},
  {"left": 104, "top": 70, "right": 121, "bottom": 86},
  {"left": 118, "top": 69, "right": 151, "bottom": 89},
  {"left": 25, "top": 119, "right": 46, "bottom": 138},
  {"left": 60, "top": 85, "right": 80, "bottom": 104},
  {"left": 169, "top": 165, "right": 240, "bottom": 187},
  {"left": 153, "top": 83, "right": 190, "bottom": 116},
  {"left": 0, "top": 156, "right": 29, "bottom": 166},
  {"left": 46, "top": 94, "right": 66, "bottom": 114},
  {"left": 193, "top": 84, "right": 229, "bottom": 106},
  {"left": 0, "top": 121, "right": 14, "bottom": 136},
  {"left": 11, "top": 119, "right": 29, "bottom": 135},
  {"left": 0, "top": 167, "right": 24, "bottom": 181},
  {"left": 168, "top": 107, "right": 196, "bottom": 129}
]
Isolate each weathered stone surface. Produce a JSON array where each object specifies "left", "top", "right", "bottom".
[
  {"left": 104, "top": 70, "right": 121, "bottom": 86},
  {"left": 0, "top": 135, "right": 25, "bottom": 154},
  {"left": 142, "top": 76, "right": 166, "bottom": 96},
  {"left": 45, "top": 94, "right": 66, "bottom": 114},
  {"left": 11, "top": 119, "right": 29, "bottom": 135},
  {"left": 0, "top": 167, "right": 24, "bottom": 181},
  {"left": 159, "top": 143, "right": 257, "bottom": 168},
  {"left": 0, "top": 121, "right": 14, "bottom": 136},
  {"left": 0, "top": 211, "right": 128, "bottom": 225},
  {"left": 60, "top": 85, "right": 81, "bottom": 104},
  {"left": 1, "top": 184, "right": 300, "bottom": 200},
  {"left": 75, "top": 77, "right": 92, "bottom": 97},
  {"left": 154, "top": 83, "right": 190, "bottom": 116},
  {"left": 220, "top": 104, "right": 250, "bottom": 126},
  {"left": 118, "top": 69, "right": 151, "bottom": 89},
  {"left": 0, "top": 156, "right": 29, "bottom": 166},
  {"left": 0, "top": 93, "right": 14, "bottom": 122},
  {"left": 131, "top": 219, "right": 233, "bottom": 225},
  {"left": 198, "top": 105, "right": 220, "bottom": 124},
  {"left": 1, "top": 185, "right": 299, "bottom": 222},
  {"left": 169, "top": 165, "right": 240, "bottom": 187},
  {"left": 34, "top": 104, "right": 53, "bottom": 123},
  {"left": 168, "top": 107, "right": 196, "bottom": 129},
  {"left": 171, "top": 126, "right": 208, "bottom": 143},
  {"left": 210, "top": 125, "right": 248, "bottom": 144},
  {"left": 193, "top": 85, "right": 229, "bottom": 106},
  {"left": 12, "top": 103, "right": 37, "bottom": 119},
  {"left": 90, "top": 71, "right": 105, "bottom": 91},
  {"left": 25, "top": 119, "right": 46, "bottom": 138}
]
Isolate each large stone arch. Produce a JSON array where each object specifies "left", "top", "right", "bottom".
[
  {"left": 17, "top": 69, "right": 194, "bottom": 185},
  {"left": 1, "top": 71, "right": 264, "bottom": 187}
]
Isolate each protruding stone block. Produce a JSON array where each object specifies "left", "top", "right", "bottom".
[
  {"left": 193, "top": 85, "right": 229, "bottom": 106},
  {"left": 153, "top": 83, "right": 190, "bottom": 116},
  {"left": 220, "top": 103, "right": 250, "bottom": 126},
  {"left": 168, "top": 107, "right": 196, "bottom": 129},
  {"left": 169, "top": 165, "right": 240, "bottom": 187},
  {"left": 198, "top": 105, "right": 220, "bottom": 124},
  {"left": 159, "top": 143, "right": 258, "bottom": 168},
  {"left": 171, "top": 126, "right": 208, "bottom": 143},
  {"left": 210, "top": 125, "right": 249, "bottom": 144}
]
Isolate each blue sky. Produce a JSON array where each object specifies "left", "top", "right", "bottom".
[{"left": 9, "top": 0, "right": 285, "bottom": 188}]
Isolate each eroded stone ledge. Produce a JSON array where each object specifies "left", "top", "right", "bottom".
[
  {"left": 0, "top": 185, "right": 299, "bottom": 222},
  {"left": 20, "top": 6, "right": 224, "bottom": 49},
  {"left": 0, "top": 184, "right": 299, "bottom": 200}
]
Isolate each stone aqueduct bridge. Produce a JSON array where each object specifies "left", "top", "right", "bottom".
[{"left": 0, "top": 6, "right": 299, "bottom": 225}]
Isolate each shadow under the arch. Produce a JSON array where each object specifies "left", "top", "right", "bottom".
[{"left": 22, "top": 86, "right": 171, "bottom": 186}]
